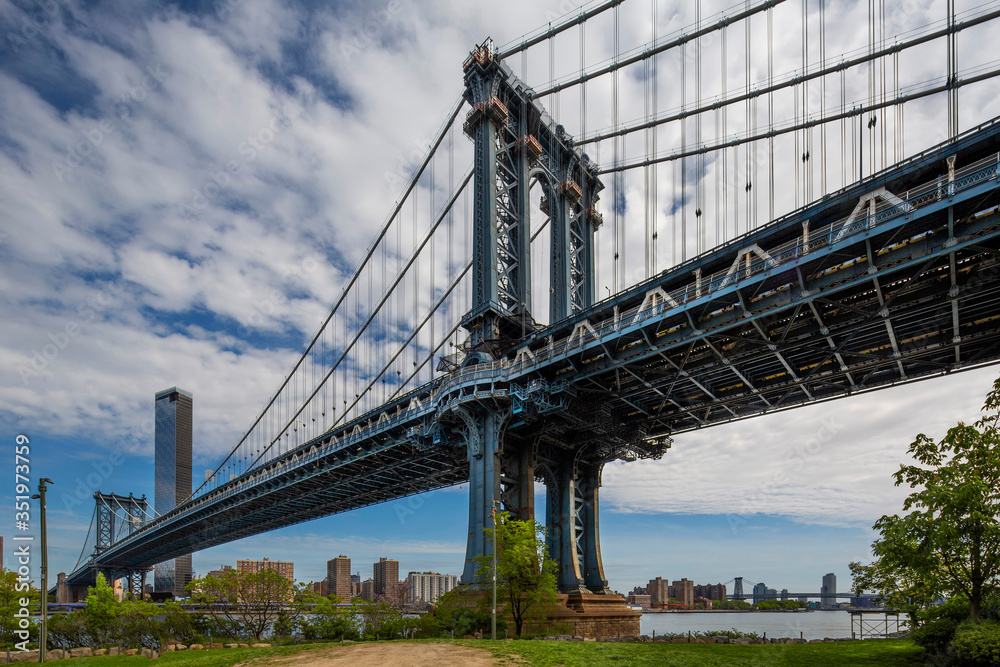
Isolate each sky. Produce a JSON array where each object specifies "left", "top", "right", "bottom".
[{"left": 1, "top": 0, "right": 998, "bottom": 597}]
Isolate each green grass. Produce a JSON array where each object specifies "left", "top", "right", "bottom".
[
  {"left": 474, "top": 637, "right": 926, "bottom": 666},
  {"left": 37, "top": 638, "right": 926, "bottom": 666},
  {"left": 44, "top": 643, "right": 331, "bottom": 666}
]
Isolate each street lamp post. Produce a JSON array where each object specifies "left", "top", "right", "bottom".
[
  {"left": 491, "top": 500, "right": 498, "bottom": 641},
  {"left": 32, "top": 478, "right": 53, "bottom": 663}
]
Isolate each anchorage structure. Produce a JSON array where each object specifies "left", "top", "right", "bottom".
[{"left": 455, "top": 39, "right": 667, "bottom": 593}]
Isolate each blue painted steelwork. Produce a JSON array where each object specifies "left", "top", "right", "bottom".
[{"left": 61, "top": 60, "right": 1000, "bottom": 596}]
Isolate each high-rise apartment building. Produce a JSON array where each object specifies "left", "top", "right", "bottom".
[
  {"left": 236, "top": 557, "right": 294, "bottom": 584},
  {"left": 647, "top": 577, "right": 669, "bottom": 607},
  {"left": 154, "top": 387, "right": 193, "bottom": 596},
  {"left": 406, "top": 571, "right": 458, "bottom": 604},
  {"left": 373, "top": 557, "right": 399, "bottom": 597},
  {"left": 327, "top": 555, "right": 352, "bottom": 599},
  {"left": 821, "top": 573, "right": 837, "bottom": 609},
  {"left": 672, "top": 579, "right": 694, "bottom": 608},
  {"left": 692, "top": 583, "right": 728, "bottom": 601}
]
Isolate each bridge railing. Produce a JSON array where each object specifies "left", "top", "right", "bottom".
[{"left": 499, "top": 151, "right": 999, "bottom": 377}]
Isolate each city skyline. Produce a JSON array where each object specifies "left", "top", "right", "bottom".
[{"left": 2, "top": 0, "right": 998, "bottom": 598}]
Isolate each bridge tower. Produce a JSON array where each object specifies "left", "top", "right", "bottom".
[
  {"left": 733, "top": 577, "right": 744, "bottom": 600},
  {"left": 457, "top": 38, "right": 634, "bottom": 604},
  {"left": 93, "top": 492, "right": 151, "bottom": 600}
]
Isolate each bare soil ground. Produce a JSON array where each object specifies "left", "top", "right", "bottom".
[{"left": 240, "top": 642, "right": 515, "bottom": 667}]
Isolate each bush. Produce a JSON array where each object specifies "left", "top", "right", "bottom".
[
  {"left": 950, "top": 620, "right": 1000, "bottom": 667},
  {"left": 416, "top": 590, "right": 498, "bottom": 638},
  {"left": 297, "top": 596, "right": 360, "bottom": 641},
  {"left": 911, "top": 598, "right": 970, "bottom": 653},
  {"left": 47, "top": 612, "right": 90, "bottom": 650}
]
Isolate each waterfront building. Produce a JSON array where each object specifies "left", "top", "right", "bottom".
[
  {"left": 327, "top": 554, "right": 352, "bottom": 598},
  {"left": 672, "top": 579, "right": 694, "bottom": 608},
  {"left": 206, "top": 565, "right": 233, "bottom": 579},
  {"left": 406, "top": 571, "right": 458, "bottom": 604},
  {"left": 237, "top": 557, "right": 294, "bottom": 583},
  {"left": 693, "top": 583, "right": 728, "bottom": 601},
  {"left": 647, "top": 577, "right": 669, "bottom": 607},
  {"left": 154, "top": 387, "right": 193, "bottom": 596},
  {"left": 312, "top": 580, "right": 329, "bottom": 596},
  {"left": 626, "top": 593, "right": 652, "bottom": 609},
  {"left": 821, "top": 573, "right": 837, "bottom": 609},
  {"left": 361, "top": 578, "right": 374, "bottom": 600},
  {"left": 373, "top": 557, "right": 399, "bottom": 597},
  {"left": 781, "top": 588, "right": 789, "bottom": 601},
  {"left": 752, "top": 582, "right": 768, "bottom": 604}
]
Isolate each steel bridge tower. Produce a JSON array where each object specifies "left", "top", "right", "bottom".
[
  {"left": 93, "top": 492, "right": 151, "bottom": 600},
  {"left": 454, "top": 39, "right": 658, "bottom": 601}
]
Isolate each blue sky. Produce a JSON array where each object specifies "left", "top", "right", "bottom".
[{"left": 1, "top": 0, "right": 999, "bottom": 596}]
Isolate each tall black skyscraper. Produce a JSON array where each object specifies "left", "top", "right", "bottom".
[{"left": 154, "top": 387, "right": 193, "bottom": 596}]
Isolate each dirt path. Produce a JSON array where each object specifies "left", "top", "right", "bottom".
[{"left": 243, "top": 642, "right": 515, "bottom": 667}]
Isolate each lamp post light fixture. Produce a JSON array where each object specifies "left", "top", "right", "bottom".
[
  {"left": 31, "top": 477, "right": 53, "bottom": 663},
  {"left": 491, "top": 499, "right": 499, "bottom": 641}
]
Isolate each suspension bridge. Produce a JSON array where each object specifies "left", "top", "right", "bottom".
[{"left": 58, "top": 0, "right": 1000, "bottom": 633}]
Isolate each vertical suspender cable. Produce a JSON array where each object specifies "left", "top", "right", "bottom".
[
  {"left": 651, "top": 0, "right": 658, "bottom": 273},
  {"left": 745, "top": 0, "right": 752, "bottom": 232},
  {"left": 696, "top": 0, "right": 704, "bottom": 255},
  {"left": 820, "top": 0, "right": 827, "bottom": 197},
  {"left": 613, "top": 3, "right": 621, "bottom": 291},
  {"left": 722, "top": 22, "right": 728, "bottom": 243},
  {"left": 681, "top": 30, "right": 687, "bottom": 260},
  {"left": 768, "top": 4, "right": 774, "bottom": 222}
]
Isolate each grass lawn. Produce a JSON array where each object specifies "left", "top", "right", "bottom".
[
  {"left": 39, "top": 643, "right": 331, "bottom": 666},
  {"left": 31, "top": 638, "right": 926, "bottom": 666},
  {"left": 468, "top": 638, "right": 926, "bottom": 666}
]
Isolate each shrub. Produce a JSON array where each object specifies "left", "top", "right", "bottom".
[
  {"left": 911, "top": 598, "right": 970, "bottom": 653},
  {"left": 297, "top": 596, "right": 360, "bottom": 641},
  {"left": 46, "top": 612, "right": 90, "bottom": 650},
  {"left": 949, "top": 620, "right": 1000, "bottom": 667}
]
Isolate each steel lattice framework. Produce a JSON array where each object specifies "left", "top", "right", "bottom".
[
  {"left": 65, "top": 116, "right": 1000, "bottom": 593},
  {"left": 59, "top": 0, "right": 1000, "bottom": 598}
]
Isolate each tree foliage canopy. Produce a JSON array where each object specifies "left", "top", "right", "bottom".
[
  {"left": 852, "top": 376, "right": 1000, "bottom": 619},
  {"left": 475, "top": 513, "right": 558, "bottom": 637},
  {"left": 186, "top": 567, "right": 294, "bottom": 640}
]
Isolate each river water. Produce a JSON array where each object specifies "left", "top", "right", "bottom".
[{"left": 638, "top": 610, "right": 881, "bottom": 640}]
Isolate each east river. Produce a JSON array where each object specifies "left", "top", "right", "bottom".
[{"left": 638, "top": 610, "right": 895, "bottom": 640}]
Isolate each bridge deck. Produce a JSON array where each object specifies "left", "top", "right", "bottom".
[{"left": 67, "top": 119, "right": 1000, "bottom": 587}]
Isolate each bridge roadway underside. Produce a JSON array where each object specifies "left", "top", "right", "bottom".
[{"left": 67, "top": 121, "right": 1000, "bottom": 590}]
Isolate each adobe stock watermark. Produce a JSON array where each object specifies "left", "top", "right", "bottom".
[
  {"left": 5, "top": 0, "right": 70, "bottom": 55},
  {"left": 726, "top": 415, "right": 842, "bottom": 534},
  {"left": 394, "top": 494, "right": 425, "bottom": 524},
  {"left": 178, "top": 105, "right": 298, "bottom": 218},
  {"left": 339, "top": 0, "right": 406, "bottom": 63},
  {"left": 51, "top": 63, "right": 171, "bottom": 183},
  {"left": 17, "top": 274, "right": 133, "bottom": 385},
  {"left": 383, "top": 136, "right": 434, "bottom": 193}
]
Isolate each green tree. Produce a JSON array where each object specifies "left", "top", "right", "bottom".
[
  {"left": 296, "top": 594, "right": 359, "bottom": 641},
  {"left": 187, "top": 568, "right": 293, "bottom": 640},
  {"left": 417, "top": 588, "right": 495, "bottom": 638},
  {"left": 82, "top": 573, "right": 121, "bottom": 647},
  {"left": 852, "top": 376, "right": 1000, "bottom": 619},
  {"left": 475, "top": 513, "right": 558, "bottom": 637},
  {"left": 0, "top": 569, "right": 39, "bottom": 650}
]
